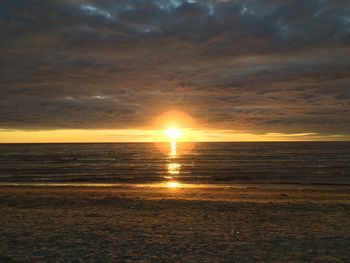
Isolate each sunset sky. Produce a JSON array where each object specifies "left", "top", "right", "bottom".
[{"left": 1, "top": 0, "right": 349, "bottom": 142}]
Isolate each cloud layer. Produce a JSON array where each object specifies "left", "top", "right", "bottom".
[{"left": 1, "top": 0, "right": 350, "bottom": 135}]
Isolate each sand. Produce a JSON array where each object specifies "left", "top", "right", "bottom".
[{"left": 0, "top": 185, "right": 349, "bottom": 262}]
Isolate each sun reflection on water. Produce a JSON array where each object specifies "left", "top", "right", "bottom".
[
  {"left": 167, "top": 162, "right": 181, "bottom": 175},
  {"left": 167, "top": 181, "right": 180, "bottom": 188},
  {"left": 169, "top": 141, "right": 177, "bottom": 158},
  {"left": 165, "top": 141, "right": 182, "bottom": 187}
]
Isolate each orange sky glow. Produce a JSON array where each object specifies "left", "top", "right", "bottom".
[{"left": 0, "top": 111, "right": 347, "bottom": 143}]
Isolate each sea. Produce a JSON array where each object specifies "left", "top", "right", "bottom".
[{"left": 0, "top": 142, "right": 349, "bottom": 187}]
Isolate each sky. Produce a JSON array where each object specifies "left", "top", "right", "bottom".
[{"left": 0, "top": 0, "right": 350, "bottom": 142}]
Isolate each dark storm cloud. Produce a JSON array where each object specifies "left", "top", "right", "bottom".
[{"left": 0, "top": 0, "right": 350, "bottom": 134}]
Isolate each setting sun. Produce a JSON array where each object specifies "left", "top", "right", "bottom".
[{"left": 165, "top": 127, "right": 182, "bottom": 139}]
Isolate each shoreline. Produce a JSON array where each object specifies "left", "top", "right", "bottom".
[
  {"left": 1, "top": 181, "right": 349, "bottom": 188},
  {"left": 1, "top": 184, "right": 349, "bottom": 204}
]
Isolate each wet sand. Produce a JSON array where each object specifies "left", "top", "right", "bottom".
[{"left": 0, "top": 185, "right": 349, "bottom": 262}]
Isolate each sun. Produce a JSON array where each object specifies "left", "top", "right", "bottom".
[{"left": 165, "top": 127, "right": 182, "bottom": 139}]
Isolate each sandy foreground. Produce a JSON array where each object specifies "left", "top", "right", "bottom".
[{"left": 0, "top": 185, "right": 349, "bottom": 262}]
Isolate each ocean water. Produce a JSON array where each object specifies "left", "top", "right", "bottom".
[{"left": 0, "top": 142, "right": 349, "bottom": 186}]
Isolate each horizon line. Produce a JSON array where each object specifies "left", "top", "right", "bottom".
[{"left": 1, "top": 140, "right": 349, "bottom": 144}]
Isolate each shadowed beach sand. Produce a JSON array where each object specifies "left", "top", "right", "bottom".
[{"left": 0, "top": 185, "right": 349, "bottom": 262}]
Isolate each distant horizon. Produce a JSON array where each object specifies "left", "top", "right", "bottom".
[
  {"left": 1, "top": 141, "right": 349, "bottom": 144},
  {"left": 0, "top": 127, "right": 348, "bottom": 143}
]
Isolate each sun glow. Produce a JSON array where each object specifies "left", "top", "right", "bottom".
[
  {"left": 165, "top": 127, "right": 182, "bottom": 139},
  {"left": 0, "top": 111, "right": 347, "bottom": 143}
]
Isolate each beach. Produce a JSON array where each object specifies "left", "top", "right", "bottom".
[{"left": 0, "top": 185, "right": 349, "bottom": 262}]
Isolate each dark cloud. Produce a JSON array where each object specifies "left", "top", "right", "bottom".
[{"left": 0, "top": 0, "right": 350, "bottom": 135}]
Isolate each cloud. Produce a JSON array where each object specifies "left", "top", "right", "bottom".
[{"left": 0, "top": 0, "right": 349, "bottom": 135}]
